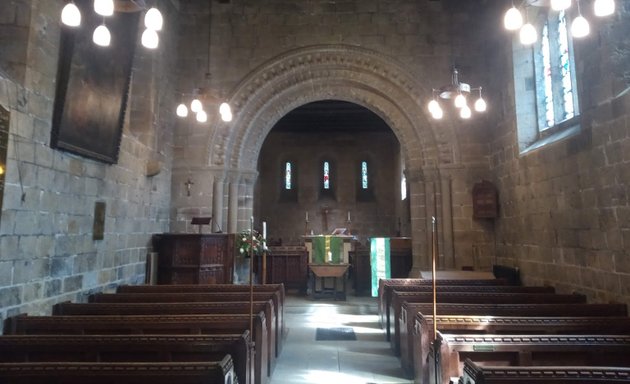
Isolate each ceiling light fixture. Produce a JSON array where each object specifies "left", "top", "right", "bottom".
[
  {"left": 504, "top": 0, "right": 616, "bottom": 44},
  {"left": 427, "top": 68, "right": 487, "bottom": 120},
  {"left": 61, "top": 1, "right": 81, "bottom": 27}
]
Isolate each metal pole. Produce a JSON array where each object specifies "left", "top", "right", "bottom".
[
  {"left": 432, "top": 214, "right": 439, "bottom": 384},
  {"left": 249, "top": 216, "right": 254, "bottom": 342}
]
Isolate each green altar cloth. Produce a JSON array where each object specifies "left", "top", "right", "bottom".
[
  {"left": 370, "top": 237, "right": 391, "bottom": 297},
  {"left": 311, "top": 236, "right": 343, "bottom": 264}
]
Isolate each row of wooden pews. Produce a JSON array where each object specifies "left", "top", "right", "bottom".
[
  {"left": 1, "top": 283, "right": 286, "bottom": 384},
  {"left": 378, "top": 273, "right": 630, "bottom": 384}
]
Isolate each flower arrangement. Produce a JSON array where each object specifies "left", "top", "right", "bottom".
[{"left": 236, "top": 229, "right": 264, "bottom": 257}]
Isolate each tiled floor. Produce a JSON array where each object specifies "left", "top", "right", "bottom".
[{"left": 270, "top": 294, "right": 413, "bottom": 384}]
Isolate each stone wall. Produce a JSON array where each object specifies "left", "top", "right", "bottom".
[
  {"left": 0, "top": 0, "right": 177, "bottom": 327},
  {"left": 491, "top": 4, "right": 630, "bottom": 304}
]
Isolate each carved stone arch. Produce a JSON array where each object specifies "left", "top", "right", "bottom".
[{"left": 207, "top": 45, "right": 460, "bottom": 170}]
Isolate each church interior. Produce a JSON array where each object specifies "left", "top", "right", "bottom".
[{"left": 0, "top": 0, "right": 629, "bottom": 382}]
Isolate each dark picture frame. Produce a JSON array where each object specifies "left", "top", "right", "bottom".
[{"left": 51, "top": 0, "right": 140, "bottom": 163}]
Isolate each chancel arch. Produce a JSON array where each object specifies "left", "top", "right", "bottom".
[{"left": 203, "top": 45, "right": 467, "bottom": 272}]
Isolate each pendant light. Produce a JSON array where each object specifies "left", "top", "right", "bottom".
[
  {"left": 93, "top": 23, "right": 111, "bottom": 46},
  {"left": 144, "top": 7, "right": 164, "bottom": 31},
  {"left": 428, "top": 67, "right": 486, "bottom": 120},
  {"left": 571, "top": 1, "right": 590, "bottom": 38},
  {"left": 141, "top": 28, "right": 159, "bottom": 49},
  {"left": 196, "top": 110, "right": 208, "bottom": 123},
  {"left": 519, "top": 21, "right": 537, "bottom": 45},
  {"left": 504, "top": 5, "right": 523, "bottom": 31},
  {"left": 176, "top": 103, "right": 188, "bottom": 117},
  {"left": 460, "top": 105, "right": 472, "bottom": 119},
  {"left": 474, "top": 88, "right": 487, "bottom": 112},
  {"left": 190, "top": 98, "right": 202, "bottom": 113},
  {"left": 551, "top": 0, "right": 572, "bottom": 11},
  {"left": 61, "top": 1, "right": 81, "bottom": 27},
  {"left": 594, "top": 0, "right": 615, "bottom": 17},
  {"left": 94, "top": 0, "right": 114, "bottom": 17}
]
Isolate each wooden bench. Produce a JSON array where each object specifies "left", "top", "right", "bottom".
[
  {"left": 378, "top": 279, "right": 510, "bottom": 338},
  {"left": 4, "top": 313, "right": 268, "bottom": 384},
  {"left": 117, "top": 283, "right": 286, "bottom": 350},
  {"left": 391, "top": 291, "right": 587, "bottom": 354},
  {"left": 459, "top": 358, "right": 630, "bottom": 383},
  {"left": 0, "top": 333, "right": 251, "bottom": 384},
  {"left": 0, "top": 360, "right": 236, "bottom": 384},
  {"left": 54, "top": 299, "right": 278, "bottom": 372},
  {"left": 412, "top": 312, "right": 630, "bottom": 384},
  {"left": 430, "top": 332, "right": 630, "bottom": 384},
  {"left": 382, "top": 285, "right": 555, "bottom": 341}
]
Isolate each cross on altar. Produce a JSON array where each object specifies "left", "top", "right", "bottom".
[
  {"left": 320, "top": 205, "right": 329, "bottom": 232},
  {"left": 184, "top": 178, "right": 194, "bottom": 197}
]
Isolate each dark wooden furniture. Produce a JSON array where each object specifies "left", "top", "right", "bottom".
[
  {"left": 0, "top": 361, "right": 235, "bottom": 384},
  {"left": 459, "top": 358, "right": 630, "bottom": 383},
  {"left": 152, "top": 233, "right": 235, "bottom": 284},
  {"left": 4, "top": 313, "right": 268, "bottom": 384},
  {"left": 0, "top": 334, "right": 249, "bottom": 384},
  {"left": 115, "top": 283, "right": 286, "bottom": 355},
  {"left": 411, "top": 309, "right": 630, "bottom": 384},
  {"left": 263, "top": 246, "right": 308, "bottom": 292},
  {"left": 430, "top": 332, "right": 630, "bottom": 384},
  {"left": 352, "top": 237, "right": 413, "bottom": 296}
]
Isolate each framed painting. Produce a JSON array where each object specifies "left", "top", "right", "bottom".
[{"left": 51, "top": 0, "right": 140, "bottom": 163}]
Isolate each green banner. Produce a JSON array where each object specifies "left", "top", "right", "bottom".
[
  {"left": 370, "top": 237, "right": 391, "bottom": 297},
  {"left": 311, "top": 236, "right": 343, "bottom": 264}
]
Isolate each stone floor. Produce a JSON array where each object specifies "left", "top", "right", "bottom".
[{"left": 269, "top": 294, "right": 413, "bottom": 384}]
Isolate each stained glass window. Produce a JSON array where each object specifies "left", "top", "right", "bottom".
[
  {"left": 285, "top": 162, "right": 292, "bottom": 190},
  {"left": 401, "top": 175, "right": 407, "bottom": 200},
  {"left": 361, "top": 161, "right": 368, "bottom": 190},
  {"left": 541, "top": 23, "right": 555, "bottom": 129},
  {"left": 557, "top": 11, "right": 575, "bottom": 121},
  {"left": 323, "top": 161, "right": 330, "bottom": 190}
]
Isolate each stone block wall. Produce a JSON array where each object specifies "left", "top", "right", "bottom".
[
  {"left": 0, "top": 0, "right": 177, "bottom": 327},
  {"left": 490, "top": 4, "right": 630, "bottom": 304}
]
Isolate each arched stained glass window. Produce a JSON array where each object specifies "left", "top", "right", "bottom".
[
  {"left": 401, "top": 174, "right": 407, "bottom": 200},
  {"left": 361, "top": 161, "right": 368, "bottom": 190},
  {"left": 323, "top": 161, "right": 330, "bottom": 190},
  {"left": 285, "top": 161, "right": 292, "bottom": 190}
]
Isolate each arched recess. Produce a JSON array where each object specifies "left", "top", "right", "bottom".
[
  {"left": 206, "top": 45, "right": 463, "bottom": 271},
  {"left": 207, "top": 45, "right": 460, "bottom": 170}
]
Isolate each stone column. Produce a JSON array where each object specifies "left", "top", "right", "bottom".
[
  {"left": 407, "top": 168, "right": 428, "bottom": 277},
  {"left": 440, "top": 173, "right": 455, "bottom": 269},
  {"left": 212, "top": 177, "right": 224, "bottom": 233},
  {"left": 228, "top": 176, "right": 239, "bottom": 233}
]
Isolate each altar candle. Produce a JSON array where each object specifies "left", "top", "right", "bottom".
[
  {"left": 305, "top": 211, "right": 309, "bottom": 222},
  {"left": 347, "top": 211, "right": 351, "bottom": 222},
  {"left": 262, "top": 221, "right": 267, "bottom": 240}
]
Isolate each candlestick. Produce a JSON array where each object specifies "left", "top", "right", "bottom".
[
  {"left": 262, "top": 221, "right": 267, "bottom": 250},
  {"left": 347, "top": 210, "right": 351, "bottom": 222},
  {"left": 305, "top": 211, "right": 309, "bottom": 222}
]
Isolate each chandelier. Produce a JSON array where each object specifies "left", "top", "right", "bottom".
[
  {"left": 504, "top": 0, "right": 616, "bottom": 45},
  {"left": 427, "top": 68, "right": 487, "bottom": 120},
  {"left": 60, "top": 0, "right": 163, "bottom": 49}
]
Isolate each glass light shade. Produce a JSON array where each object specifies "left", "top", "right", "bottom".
[
  {"left": 144, "top": 7, "right": 163, "bottom": 31},
  {"left": 454, "top": 93, "right": 466, "bottom": 108},
  {"left": 594, "top": 0, "right": 615, "bottom": 17},
  {"left": 0, "top": 165, "right": 4, "bottom": 175},
  {"left": 460, "top": 105, "right": 472, "bottom": 119},
  {"left": 94, "top": 0, "right": 114, "bottom": 16},
  {"left": 503, "top": 6, "right": 523, "bottom": 30},
  {"left": 519, "top": 23, "right": 538, "bottom": 45},
  {"left": 93, "top": 24, "right": 111, "bottom": 47},
  {"left": 551, "top": 0, "right": 572, "bottom": 11},
  {"left": 196, "top": 110, "right": 208, "bottom": 123},
  {"left": 190, "top": 98, "right": 202, "bottom": 113},
  {"left": 474, "top": 97, "right": 487, "bottom": 112},
  {"left": 428, "top": 99, "right": 440, "bottom": 114},
  {"left": 141, "top": 28, "right": 159, "bottom": 49},
  {"left": 176, "top": 103, "right": 188, "bottom": 117},
  {"left": 571, "top": 15, "right": 590, "bottom": 38},
  {"left": 219, "top": 102, "right": 231, "bottom": 116},
  {"left": 431, "top": 106, "right": 443, "bottom": 120},
  {"left": 61, "top": 2, "right": 81, "bottom": 27},
  {"left": 221, "top": 110, "right": 233, "bottom": 122}
]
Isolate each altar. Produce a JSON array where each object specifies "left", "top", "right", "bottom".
[{"left": 304, "top": 235, "right": 353, "bottom": 300}]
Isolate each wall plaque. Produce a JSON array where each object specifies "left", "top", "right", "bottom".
[
  {"left": 472, "top": 180, "right": 498, "bottom": 219},
  {"left": 0, "top": 104, "right": 9, "bottom": 215}
]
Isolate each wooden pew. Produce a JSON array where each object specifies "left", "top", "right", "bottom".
[
  {"left": 0, "top": 360, "right": 236, "bottom": 384},
  {"left": 459, "top": 358, "right": 630, "bottom": 383},
  {"left": 4, "top": 313, "right": 268, "bottom": 384},
  {"left": 117, "top": 283, "right": 286, "bottom": 350},
  {"left": 378, "top": 279, "right": 510, "bottom": 338},
  {"left": 429, "top": 332, "right": 630, "bottom": 384},
  {"left": 382, "top": 285, "right": 555, "bottom": 341},
  {"left": 0, "top": 333, "right": 251, "bottom": 384},
  {"left": 412, "top": 312, "right": 630, "bottom": 384},
  {"left": 53, "top": 299, "right": 278, "bottom": 372},
  {"left": 391, "top": 291, "right": 586, "bottom": 354}
]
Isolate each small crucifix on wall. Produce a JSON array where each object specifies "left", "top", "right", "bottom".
[{"left": 184, "top": 178, "right": 194, "bottom": 197}]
